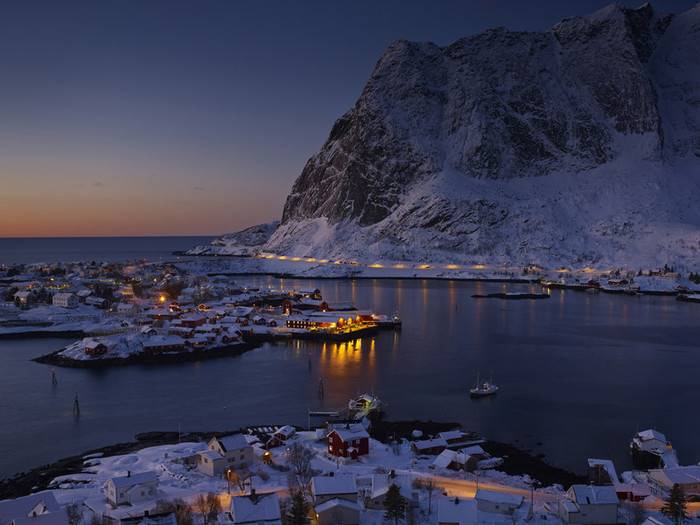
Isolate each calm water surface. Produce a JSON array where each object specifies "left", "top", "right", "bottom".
[
  {"left": 0, "top": 236, "right": 213, "bottom": 265},
  {"left": 1, "top": 277, "right": 700, "bottom": 478}
]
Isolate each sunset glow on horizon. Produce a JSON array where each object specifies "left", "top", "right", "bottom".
[{"left": 3, "top": 0, "right": 694, "bottom": 237}]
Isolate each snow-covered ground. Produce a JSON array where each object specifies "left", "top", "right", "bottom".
[
  {"left": 0, "top": 304, "right": 124, "bottom": 337},
  {"left": 43, "top": 431, "right": 560, "bottom": 525},
  {"left": 30, "top": 428, "right": 698, "bottom": 525}
]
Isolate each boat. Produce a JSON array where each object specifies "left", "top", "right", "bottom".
[
  {"left": 348, "top": 393, "right": 382, "bottom": 419},
  {"left": 630, "top": 429, "right": 678, "bottom": 469},
  {"left": 470, "top": 372, "right": 499, "bottom": 398},
  {"left": 471, "top": 292, "right": 549, "bottom": 300}
]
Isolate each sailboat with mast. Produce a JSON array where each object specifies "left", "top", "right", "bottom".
[{"left": 470, "top": 371, "right": 499, "bottom": 398}]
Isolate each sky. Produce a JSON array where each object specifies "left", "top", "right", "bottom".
[{"left": 0, "top": 0, "right": 696, "bottom": 237}]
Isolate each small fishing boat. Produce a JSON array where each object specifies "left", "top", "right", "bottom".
[
  {"left": 348, "top": 393, "right": 382, "bottom": 419},
  {"left": 470, "top": 372, "right": 499, "bottom": 398}
]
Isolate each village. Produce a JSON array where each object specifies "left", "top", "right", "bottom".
[
  {"left": 0, "top": 415, "right": 698, "bottom": 525},
  {"left": 0, "top": 260, "right": 400, "bottom": 366}
]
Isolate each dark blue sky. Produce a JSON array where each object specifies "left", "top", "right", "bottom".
[{"left": 1, "top": 0, "right": 695, "bottom": 236}]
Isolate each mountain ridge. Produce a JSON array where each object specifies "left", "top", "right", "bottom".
[{"left": 196, "top": 2, "right": 700, "bottom": 268}]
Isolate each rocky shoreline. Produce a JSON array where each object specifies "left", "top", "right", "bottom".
[
  {"left": 33, "top": 341, "right": 260, "bottom": 368},
  {"left": 0, "top": 421, "right": 584, "bottom": 501}
]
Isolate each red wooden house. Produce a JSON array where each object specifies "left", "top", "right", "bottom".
[{"left": 327, "top": 423, "right": 370, "bottom": 459}]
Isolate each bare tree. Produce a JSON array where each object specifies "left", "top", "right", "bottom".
[
  {"left": 66, "top": 504, "right": 82, "bottom": 525},
  {"left": 205, "top": 493, "right": 222, "bottom": 524},
  {"left": 192, "top": 494, "right": 210, "bottom": 525},
  {"left": 288, "top": 443, "right": 314, "bottom": 489},
  {"left": 172, "top": 499, "right": 193, "bottom": 525},
  {"left": 228, "top": 469, "right": 253, "bottom": 494},
  {"left": 423, "top": 478, "right": 436, "bottom": 514}
]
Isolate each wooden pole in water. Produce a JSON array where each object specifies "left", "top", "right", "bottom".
[
  {"left": 51, "top": 369, "right": 57, "bottom": 386},
  {"left": 73, "top": 394, "right": 80, "bottom": 416}
]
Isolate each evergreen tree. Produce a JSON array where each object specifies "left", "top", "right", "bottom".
[
  {"left": 286, "top": 489, "right": 309, "bottom": 525},
  {"left": 662, "top": 484, "right": 689, "bottom": 525},
  {"left": 383, "top": 483, "right": 406, "bottom": 525}
]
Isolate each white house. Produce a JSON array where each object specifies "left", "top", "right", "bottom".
[
  {"left": 0, "top": 492, "right": 68, "bottom": 525},
  {"left": 52, "top": 292, "right": 78, "bottom": 308},
  {"left": 438, "top": 496, "right": 476, "bottom": 525},
  {"left": 230, "top": 493, "right": 281, "bottom": 525},
  {"left": 311, "top": 475, "right": 358, "bottom": 505},
  {"left": 196, "top": 449, "right": 227, "bottom": 477},
  {"left": 475, "top": 489, "right": 523, "bottom": 515},
  {"left": 559, "top": 485, "right": 619, "bottom": 525},
  {"left": 106, "top": 471, "right": 159, "bottom": 506},
  {"left": 208, "top": 434, "right": 254, "bottom": 470},
  {"left": 314, "top": 498, "right": 361, "bottom": 525}
]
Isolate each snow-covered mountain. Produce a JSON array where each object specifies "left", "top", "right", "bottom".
[
  {"left": 206, "top": 3, "right": 700, "bottom": 269},
  {"left": 187, "top": 221, "right": 279, "bottom": 256}
]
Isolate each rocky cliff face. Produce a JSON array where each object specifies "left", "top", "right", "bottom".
[{"left": 271, "top": 3, "right": 700, "bottom": 267}]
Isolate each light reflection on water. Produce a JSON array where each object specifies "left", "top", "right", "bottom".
[{"left": 1, "top": 277, "right": 700, "bottom": 478}]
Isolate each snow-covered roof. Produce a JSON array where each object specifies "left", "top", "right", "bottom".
[
  {"left": 638, "top": 429, "right": 667, "bottom": 443},
  {"left": 197, "top": 450, "right": 224, "bottom": 461},
  {"left": 328, "top": 423, "right": 369, "bottom": 442},
  {"left": 561, "top": 499, "right": 579, "bottom": 513},
  {"left": 230, "top": 493, "right": 280, "bottom": 524},
  {"left": 439, "top": 430, "right": 465, "bottom": 441},
  {"left": 13, "top": 511, "right": 69, "bottom": 525},
  {"left": 118, "top": 512, "right": 176, "bottom": 525},
  {"left": 651, "top": 466, "right": 700, "bottom": 485},
  {"left": 83, "top": 338, "right": 106, "bottom": 350},
  {"left": 311, "top": 475, "right": 358, "bottom": 497},
  {"left": 142, "top": 336, "right": 185, "bottom": 348},
  {"left": 476, "top": 489, "right": 523, "bottom": 507},
  {"left": 412, "top": 437, "right": 447, "bottom": 450},
  {"left": 0, "top": 492, "right": 60, "bottom": 524},
  {"left": 437, "top": 497, "right": 476, "bottom": 525},
  {"left": 214, "top": 433, "right": 249, "bottom": 452},
  {"left": 587, "top": 458, "right": 620, "bottom": 485},
  {"left": 108, "top": 471, "right": 158, "bottom": 490},
  {"left": 433, "top": 449, "right": 468, "bottom": 469},
  {"left": 460, "top": 445, "right": 486, "bottom": 456},
  {"left": 274, "top": 425, "right": 295, "bottom": 438},
  {"left": 314, "top": 498, "right": 361, "bottom": 513},
  {"left": 569, "top": 485, "right": 618, "bottom": 505}
]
